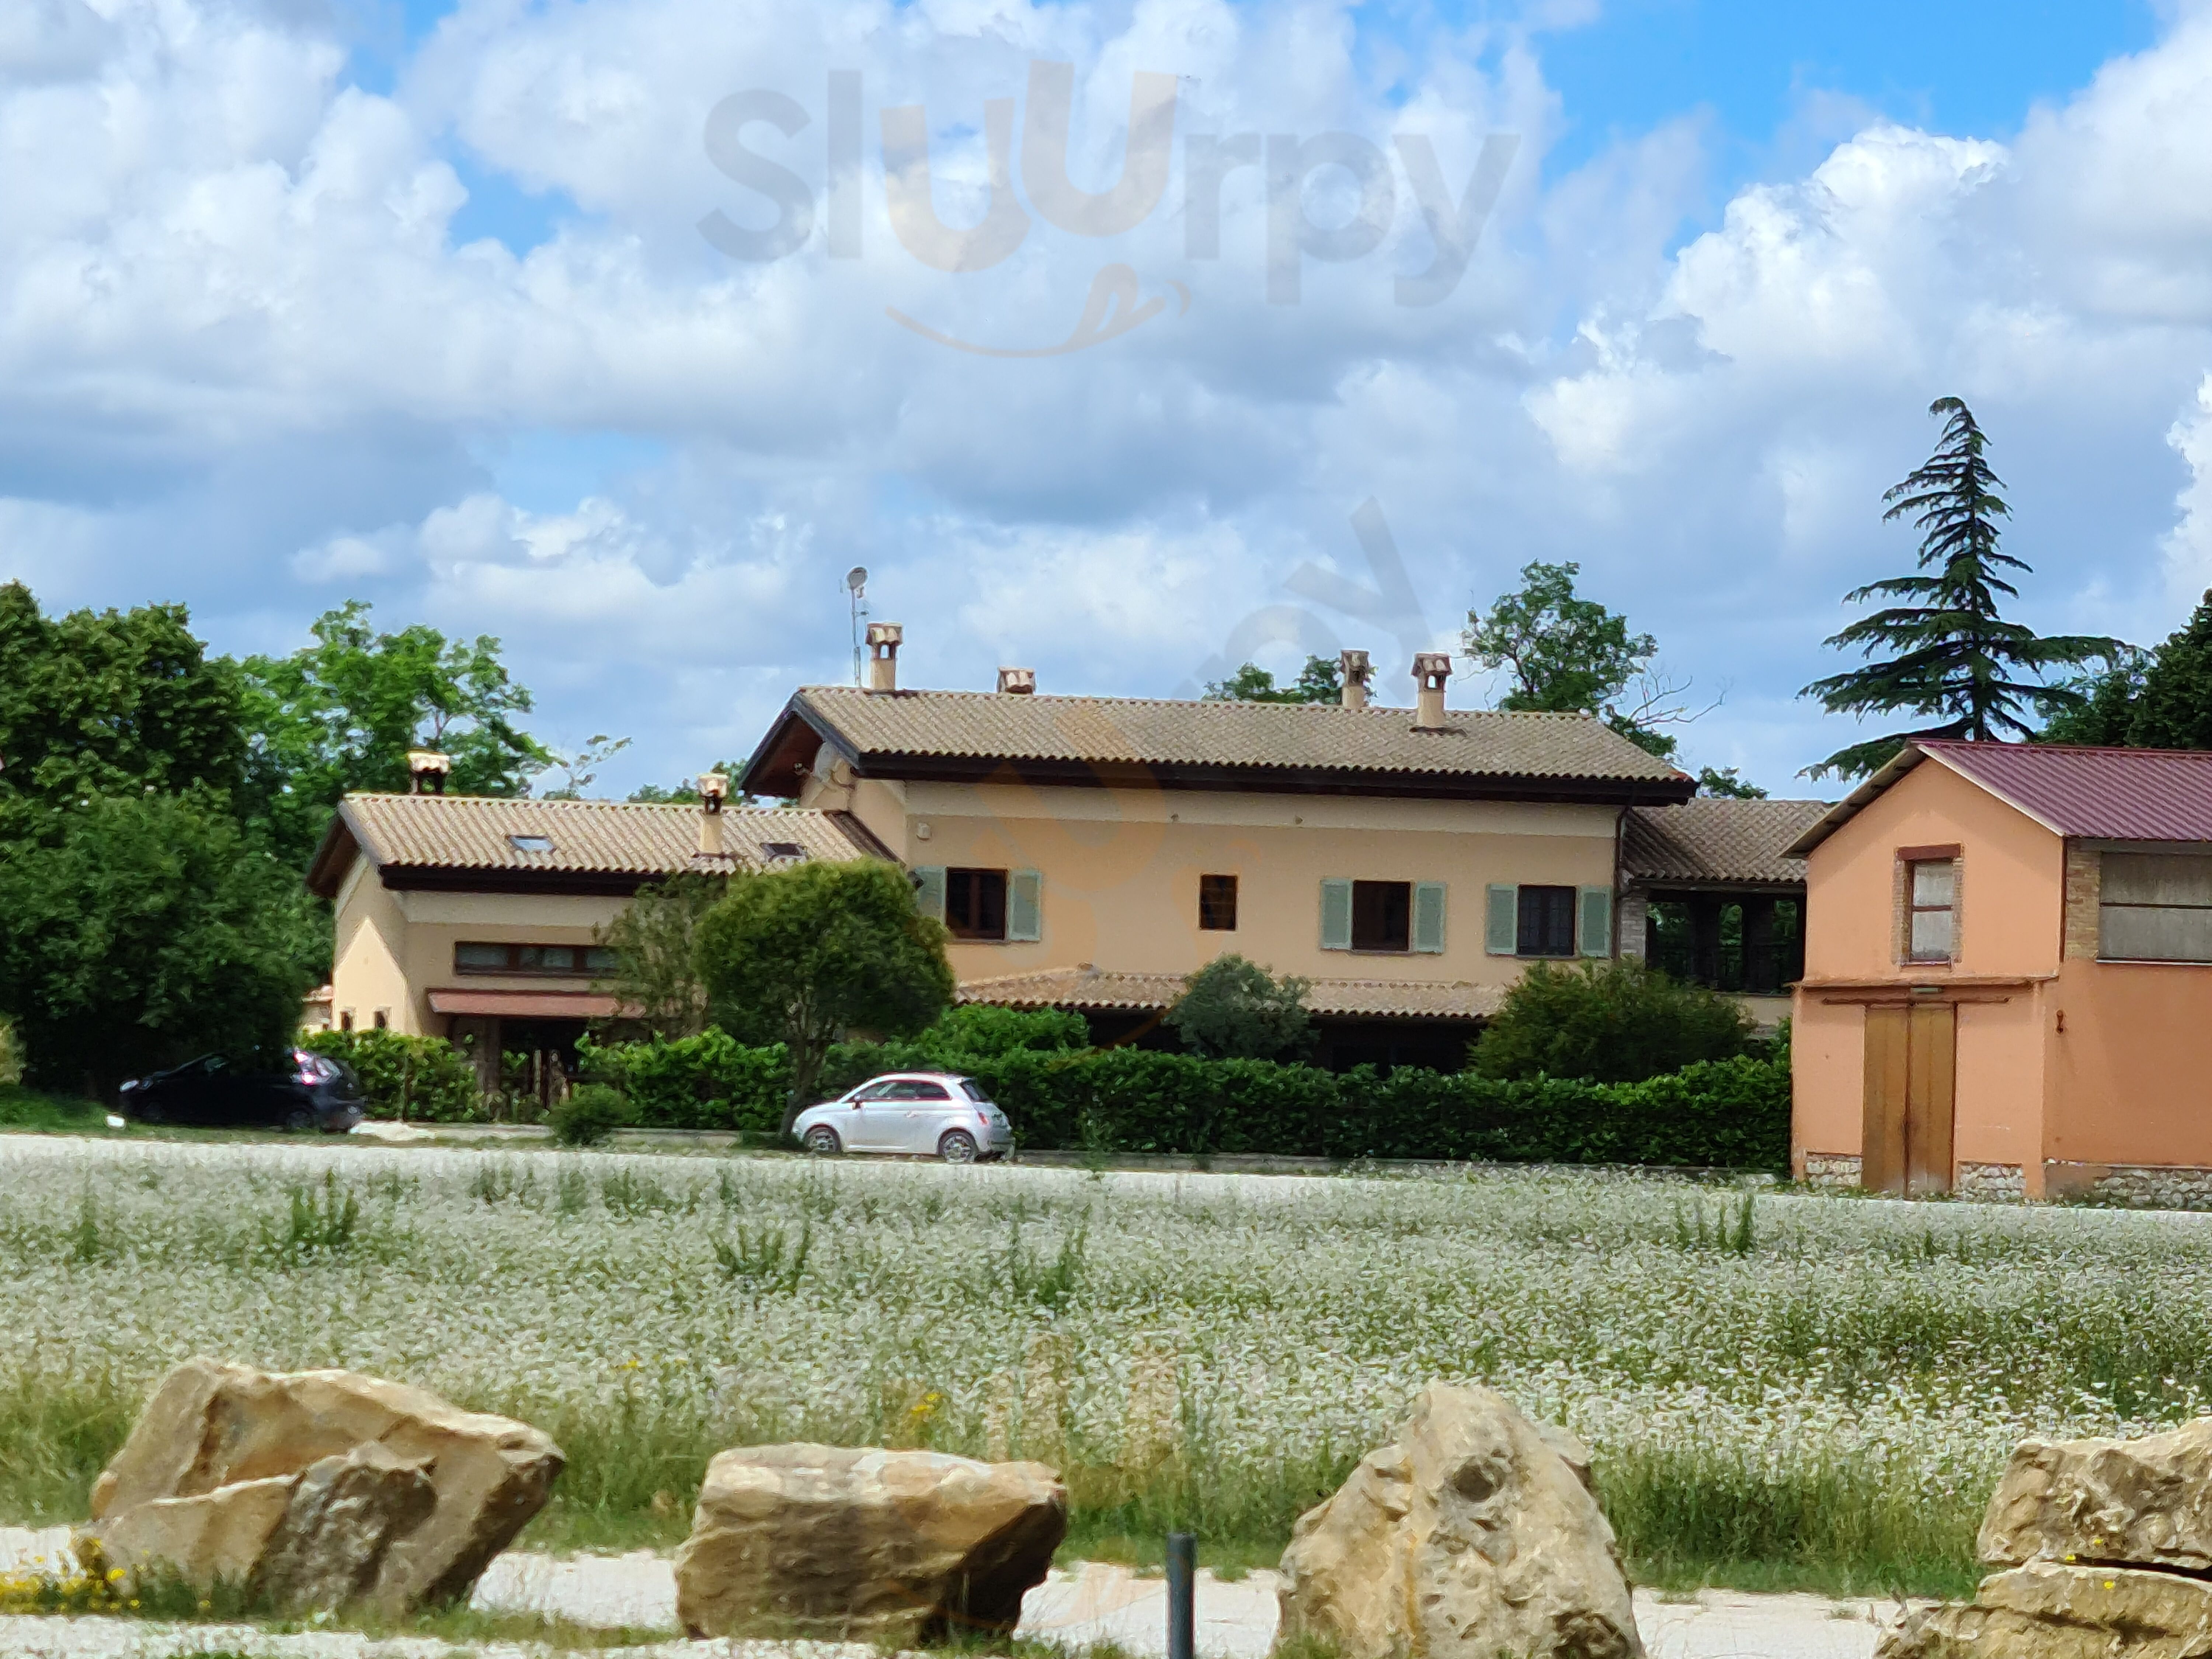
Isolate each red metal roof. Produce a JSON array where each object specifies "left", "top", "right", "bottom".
[
  {"left": 1789, "top": 740, "right": 2212, "bottom": 856},
  {"left": 1923, "top": 741, "right": 2212, "bottom": 841}
]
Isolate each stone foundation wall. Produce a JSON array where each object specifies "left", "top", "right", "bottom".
[
  {"left": 1954, "top": 1162, "right": 2026, "bottom": 1202},
  {"left": 2045, "top": 1161, "right": 2212, "bottom": 1211},
  {"left": 1802, "top": 1152, "right": 1862, "bottom": 1189}
]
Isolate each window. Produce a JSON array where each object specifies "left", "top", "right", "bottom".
[
  {"left": 372, "top": 1010, "right": 389, "bottom": 1029},
  {"left": 455, "top": 942, "right": 620, "bottom": 977},
  {"left": 2100, "top": 853, "right": 2212, "bottom": 962},
  {"left": 758, "top": 841, "right": 806, "bottom": 862},
  {"left": 1516, "top": 886, "right": 1577, "bottom": 957},
  {"left": 914, "top": 866, "right": 1043, "bottom": 942},
  {"left": 1352, "top": 880, "right": 1412, "bottom": 952},
  {"left": 946, "top": 869, "right": 1008, "bottom": 939},
  {"left": 1199, "top": 874, "right": 1239, "bottom": 931},
  {"left": 1906, "top": 860, "right": 1957, "bottom": 963},
  {"left": 508, "top": 835, "right": 554, "bottom": 854},
  {"left": 960, "top": 1080, "right": 992, "bottom": 1102},
  {"left": 339, "top": 1011, "right": 355, "bottom": 1032}
]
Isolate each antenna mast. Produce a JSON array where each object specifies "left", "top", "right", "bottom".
[{"left": 846, "top": 567, "right": 869, "bottom": 687}]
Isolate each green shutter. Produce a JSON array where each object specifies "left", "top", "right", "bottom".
[
  {"left": 1319, "top": 879, "right": 1353, "bottom": 950},
  {"left": 1578, "top": 887, "right": 1614, "bottom": 957},
  {"left": 1008, "top": 869, "right": 1043, "bottom": 942},
  {"left": 1412, "top": 882, "right": 1447, "bottom": 954},
  {"left": 912, "top": 866, "right": 946, "bottom": 922},
  {"left": 1485, "top": 885, "right": 1518, "bottom": 956}
]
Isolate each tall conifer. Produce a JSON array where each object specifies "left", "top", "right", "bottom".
[{"left": 1801, "top": 397, "right": 2118, "bottom": 778}]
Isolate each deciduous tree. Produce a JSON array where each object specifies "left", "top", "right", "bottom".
[
  {"left": 237, "top": 601, "right": 550, "bottom": 867},
  {"left": 0, "top": 582, "right": 246, "bottom": 835},
  {"left": 596, "top": 872, "right": 727, "bottom": 1039},
  {"left": 0, "top": 793, "right": 323, "bottom": 1095},
  {"left": 695, "top": 861, "right": 954, "bottom": 1130},
  {"left": 1472, "top": 959, "right": 1752, "bottom": 1084},
  {"left": 1801, "top": 397, "right": 2119, "bottom": 778},
  {"left": 1202, "top": 657, "right": 1342, "bottom": 703}
]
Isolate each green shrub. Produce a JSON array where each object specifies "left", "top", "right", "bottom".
[
  {"left": 1161, "top": 954, "right": 1314, "bottom": 1061},
  {"left": 576, "top": 1031, "right": 789, "bottom": 1133},
  {"left": 586, "top": 1023, "right": 1793, "bottom": 1171},
  {"left": 916, "top": 1004, "right": 1088, "bottom": 1060},
  {"left": 551, "top": 1083, "right": 633, "bottom": 1147},
  {"left": 299, "top": 1028, "right": 480, "bottom": 1121},
  {"left": 0, "top": 1020, "right": 20, "bottom": 1089},
  {"left": 1471, "top": 958, "right": 1755, "bottom": 1083}
]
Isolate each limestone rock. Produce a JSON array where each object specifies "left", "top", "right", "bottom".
[
  {"left": 1877, "top": 1563, "right": 2212, "bottom": 1659},
  {"left": 672, "top": 1443, "right": 1066, "bottom": 1641},
  {"left": 1980, "top": 1418, "right": 2212, "bottom": 1572},
  {"left": 88, "top": 1357, "right": 562, "bottom": 1611},
  {"left": 1275, "top": 1383, "right": 1642, "bottom": 1659}
]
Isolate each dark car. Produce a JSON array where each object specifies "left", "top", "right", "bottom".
[{"left": 119, "top": 1051, "right": 366, "bottom": 1133}]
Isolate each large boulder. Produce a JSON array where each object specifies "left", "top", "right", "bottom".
[
  {"left": 1878, "top": 1562, "right": 2212, "bottom": 1659},
  {"left": 672, "top": 1443, "right": 1066, "bottom": 1641},
  {"left": 87, "top": 1358, "right": 562, "bottom": 1613},
  {"left": 1275, "top": 1383, "right": 1642, "bottom": 1659},
  {"left": 1980, "top": 1420, "right": 2212, "bottom": 1572}
]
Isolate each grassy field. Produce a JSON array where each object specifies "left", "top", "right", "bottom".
[{"left": 3, "top": 1137, "right": 2209, "bottom": 1599}]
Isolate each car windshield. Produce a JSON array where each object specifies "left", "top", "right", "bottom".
[{"left": 960, "top": 1080, "right": 992, "bottom": 1103}]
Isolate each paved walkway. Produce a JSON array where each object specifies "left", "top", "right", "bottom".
[{"left": 5, "top": 1527, "right": 1912, "bottom": 1657}]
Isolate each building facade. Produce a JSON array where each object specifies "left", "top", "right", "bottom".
[
  {"left": 740, "top": 645, "right": 1697, "bottom": 1068},
  {"left": 1790, "top": 741, "right": 2212, "bottom": 1203}
]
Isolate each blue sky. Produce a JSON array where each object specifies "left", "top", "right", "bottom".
[{"left": 6, "top": 0, "right": 2212, "bottom": 796}]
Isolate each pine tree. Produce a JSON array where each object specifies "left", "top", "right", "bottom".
[{"left": 1800, "top": 397, "right": 2119, "bottom": 779}]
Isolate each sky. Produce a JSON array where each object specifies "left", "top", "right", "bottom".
[{"left": 5, "top": 0, "right": 2210, "bottom": 797}]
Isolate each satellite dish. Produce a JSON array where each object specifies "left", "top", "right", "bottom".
[{"left": 846, "top": 566, "right": 867, "bottom": 594}]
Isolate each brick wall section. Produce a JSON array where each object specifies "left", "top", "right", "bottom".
[
  {"left": 1616, "top": 888, "right": 1647, "bottom": 960},
  {"left": 1803, "top": 1153, "right": 1863, "bottom": 1188},
  {"left": 1956, "top": 1162, "right": 2026, "bottom": 1202},
  {"left": 2063, "top": 841, "right": 2101, "bottom": 960},
  {"left": 1891, "top": 858, "right": 1907, "bottom": 965}
]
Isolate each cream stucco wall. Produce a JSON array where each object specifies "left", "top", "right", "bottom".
[
  {"left": 802, "top": 772, "right": 1623, "bottom": 985},
  {"left": 328, "top": 853, "right": 630, "bottom": 1036}
]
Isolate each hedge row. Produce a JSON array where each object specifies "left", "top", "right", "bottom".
[
  {"left": 301, "top": 1028, "right": 479, "bottom": 1121},
  {"left": 578, "top": 1033, "right": 1791, "bottom": 1171}
]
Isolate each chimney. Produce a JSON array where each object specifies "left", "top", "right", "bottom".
[
  {"left": 866, "top": 622, "right": 903, "bottom": 692},
  {"left": 1339, "top": 649, "right": 1372, "bottom": 710},
  {"left": 997, "top": 666, "right": 1036, "bottom": 695},
  {"left": 406, "top": 749, "right": 451, "bottom": 795},
  {"left": 1412, "top": 653, "right": 1453, "bottom": 730},
  {"left": 698, "top": 771, "right": 729, "bottom": 857}
]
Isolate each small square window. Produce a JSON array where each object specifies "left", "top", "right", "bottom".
[
  {"left": 1352, "top": 880, "right": 1412, "bottom": 952},
  {"left": 759, "top": 841, "right": 806, "bottom": 862},
  {"left": 508, "top": 834, "right": 554, "bottom": 854},
  {"left": 1516, "top": 886, "right": 1577, "bottom": 957},
  {"left": 1199, "top": 874, "right": 1239, "bottom": 931},
  {"left": 946, "top": 869, "right": 1009, "bottom": 940}
]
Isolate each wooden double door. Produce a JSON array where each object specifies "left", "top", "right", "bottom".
[{"left": 1862, "top": 1004, "right": 1957, "bottom": 1195}]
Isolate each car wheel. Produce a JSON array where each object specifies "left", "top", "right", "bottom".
[
  {"left": 938, "top": 1129, "right": 978, "bottom": 1165},
  {"left": 804, "top": 1126, "right": 842, "bottom": 1156},
  {"left": 284, "top": 1107, "right": 315, "bottom": 1134},
  {"left": 134, "top": 1102, "right": 166, "bottom": 1126}
]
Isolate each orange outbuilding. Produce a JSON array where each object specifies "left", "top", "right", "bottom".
[{"left": 1789, "top": 741, "right": 2212, "bottom": 1204}]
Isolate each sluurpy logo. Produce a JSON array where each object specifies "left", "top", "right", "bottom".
[{"left": 700, "top": 62, "right": 1519, "bottom": 356}]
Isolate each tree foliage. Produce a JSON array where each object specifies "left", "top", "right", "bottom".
[
  {"left": 1461, "top": 561, "right": 1698, "bottom": 759},
  {"left": 1696, "top": 766, "right": 1767, "bottom": 799},
  {"left": 2112, "top": 598, "right": 2212, "bottom": 750},
  {"left": 0, "top": 793, "right": 323, "bottom": 1094},
  {"left": 595, "top": 871, "right": 726, "bottom": 1038},
  {"left": 236, "top": 600, "right": 550, "bottom": 867},
  {"left": 1162, "top": 954, "right": 1315, "bottom": 1061},
  {"left": 1471, "top": 958, "right": 1753, "bottom": 1084},
  {"left": 695, "top": 860, "right": 955, "bottom": 1128},
  {"left": 0, "top": 582, "right": 247, "bottom": 836},
  {"left": 1202, "top": 657, "right": 1343, "bottom": 703},
  {"left": 1801, "top": 397, "right": 2119, "bottom": 778}
]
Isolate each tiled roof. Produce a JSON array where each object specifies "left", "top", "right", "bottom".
[
  {"left": 751, "top": 686, "right": 1693, "bottom": 796},
  {"left": 957, "top": 966, "right": 1505, "bottom": 1021},
  {"left": 1624, "top": 799, "right": 1830, "bottom": 888},
  {"left": 1790, "top": 741, "right": 2212, "bottom": 855},
  {"left": 308, "top": 793, "right": 886, "bottom": 893}
]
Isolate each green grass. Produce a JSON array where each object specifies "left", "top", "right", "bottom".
[{"left": 0, "top": 1086, "right": 107, "bottom": 1134}]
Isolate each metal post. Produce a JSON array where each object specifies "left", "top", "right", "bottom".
[{"left": 1166, "top": 1531, "right": 1196, "bottom": 1659}]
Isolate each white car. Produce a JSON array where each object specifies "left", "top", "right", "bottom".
[{"left": 793, "top": 1072, "right": 1014, "bottom": 1163}]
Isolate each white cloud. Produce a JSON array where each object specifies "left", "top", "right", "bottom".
[{"left": 4, "top": 0, "right": 2212, "bottom": 793}]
